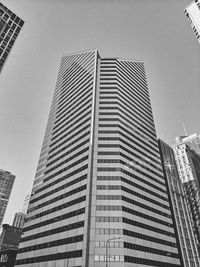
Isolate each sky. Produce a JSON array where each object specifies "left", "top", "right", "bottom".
[{"left": 0, "top": 0, "right": 200, "bottom": 224}]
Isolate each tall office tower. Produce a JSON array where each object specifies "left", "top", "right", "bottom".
[
  {"left": 174, "top": 142, "right": 200, "bottom": 253},
  {"left": 16, "top": 50, "right": 181, "bottom": 267},
  {"left": 12, "top": 212, "right": 25, "bottom": 229},
  {"left": 158, "top": 139, "right": 199, "bottom": 267},
  {"left": 175, "top": 133, "right": 200, "bottom": 155},
  {"left": 0, "top": 169, "right": 15, "bottom": 225},
  {"left": 0, "top": 2, "right": 24, "bottom": 73},
  {"left": 184, "top": 0, "right": 200, "bottom": 44}
]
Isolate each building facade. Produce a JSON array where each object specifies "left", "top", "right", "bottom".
[
  {"left": 185, "top": 0, "right": 200, "bottom": 44},
  {"left": 159, "top": 139, "right": 200, "bottom": 267},
  {"left": 16, "top": 50, "right": 181, "bottom": 267},
  {"left": 174, "top": 141, "right": 200, "bottom": 255},
  {"left": 0, "top": 170, "right": 15, "bottom": 225},
  {"left": 0, "top": 2, "right": 24, "bottom": 73}
]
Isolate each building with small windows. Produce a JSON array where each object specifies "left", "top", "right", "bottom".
[
  {"left": 0, "top": 2, "right": 24, "bottom": 73},
  {"left": 185, "top": 0, "right": 200, "bottom": 44},
  {"left": 16, "top": 49, "right": 181, "bottom": 267},
  {"left": 174, "top": 138, "right": 200, "bottom": 255},
  {"left": 12, "top": 212, "right": 25, "bottom": 230},
  {"left": 175, "top": 133, "right": 200, "bottom": 155},
  {"left": 0, "top": 170, "right": 15, "bottom": 225},
  {"left": 159, "top": 139, "right": 199, "bottom": 267}
]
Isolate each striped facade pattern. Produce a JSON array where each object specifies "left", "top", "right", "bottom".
[
  {"left": 0, "top": 2, "right": 24, "bottom": 73},
  {"left": 16, "top": 50, "right": 181, "bottom": 267}
]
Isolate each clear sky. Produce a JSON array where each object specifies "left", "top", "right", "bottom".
[{"left": 0, "top": 0, "right": 199, "bottom": 224}]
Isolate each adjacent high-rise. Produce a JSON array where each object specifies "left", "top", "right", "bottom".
[
  {"left": 16, "top": 50, "right": 181, "bottom": 267},
  {"left": 0, "top": 169, "right": 15, "bottom": 225},
  {"left": 184, "top": 0, "right": 200, "bottom": 44},
  {"left": 174, "top": 138, "right": 200, "bottom": 253},
  {"left": 0, "top": 2, "right": 24, "bottom": 73},
  {"left": 159, "top": 139, "right": 200, "bottom": 267}
]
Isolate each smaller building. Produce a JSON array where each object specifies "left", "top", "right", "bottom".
[
  {"left": 159, "top": 139, "right": 199, "bottom": 267},
  {"left": 0, "top": 170, "right": 15, "bottom": 225},
  {"left": 12, "top": 212, "right": 25, "bottom": 229},
  {"left": 174, "top": 141, "right": 200, "bottom": 250},
  {"left": 184, "top": 0, "right": 200, "bottom": 44},
  {"left": 21, "top": 194, "right": 31, "bottom": 215}
]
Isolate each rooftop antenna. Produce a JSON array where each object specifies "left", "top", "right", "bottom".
[{"left": 183, "top": 122, "right": 188, "bottom": 136}]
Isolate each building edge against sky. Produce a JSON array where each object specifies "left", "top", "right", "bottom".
[
  {"left": 184, "top": 0, "right": 200, "bottom": 44},
  {"left": 16, "top": 49, "right": 181, "bottom": 266},
  {"left": 0, "top": 2, "right": 24, "bottom": 74}
]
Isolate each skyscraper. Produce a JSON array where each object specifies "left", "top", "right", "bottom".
[
  {"left": 0, "top": 169, "right": 15, "bottom": 225},
  {"left": 16, "top": 50, "right": 181, "bottom": 267},
  {"left": 0, "top": 2, "right": 24, "bottom": 73},
  {"left": 184, "top": 0, "right": 200, "bottom": 44},
  {"left": 158, "top": 139, "right": 199, "bottom": 267}
]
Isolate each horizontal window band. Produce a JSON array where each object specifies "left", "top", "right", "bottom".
[
  {"left": 15, "top": 249, "right": 82, "bottom": 265},
  {"left": 97, "top": 176, "right": 168, "bottom": 208},
  {"left": 99, "top": 110, "right": 155, "bottom": 138},
  {"left": 98, "top": 156, "right": 162, "bottom": 179},
  {"left": 55, "top": 97, "right": 92, "bottom": 125},
  {"left": 99, "top": 117, "right": 155, "bottom": 143},
  {"left": 54, "top": 102, "right": 92, "bottom": 131},
  {"left": 123, "top": 229, "right": 177, "bottom": 248},
  {"left": 56, "top": 86, "right": 92, "bottom": 120},
  {"left": 98, "top": 121, "right": 157, "bottom": 151},
  {"left": 18, "top": 234, "right": 83, "bottom": 253},
  {"left": 44, "top": 155, "right": 89, "bottom": 182},
  {"left": 95, "top": 204, "right": 172, "bottom": 228},
  {"left": 20, "top": 221, "right": 84, "bottom": 243},
  {"left": 52, "top": 110, "right": 91, "bottom": 137},
  {"left": 33, "top": 165, "right": 88, "bottom": 195},
  {"left": 99, "top": 104, "right": 154, "bottom": 130},
  {"left": 51, "top": 116, "right": 91, "bottom": 142},
  {"left": 30, "top": 175, "right": 87, "bottom": 205},
  {"left": 45, "top": 147, "right": 89, "bottom": 175},
  {"left": 97, "top": 164, "right": 165, "bottom": 189},
  {"left": 23, "top": 208, "right": 85, "bottom": 232},
  {"left": 96, "top": 193, "right": 170, "bottom": 216},
  {"left": 27, "top": 194, "right": 86, "bottom": 222},
  {"left": 48, "top": 136, "right": 90, "bottom": 163},
  {"left": 98, "top": 148, "right": 161, "bottom": 172},
  {"left": 124, "top": 242, "right": 179, "bottom": 258},
  {"left": 124, "top": 255, "right": 180, "bottom": 267},
  {"left": 50, "top": 122, "right": 90, "bottom": 150},
  {"left": 98, "top": 128, "right": 159, "bottom": 158}
]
